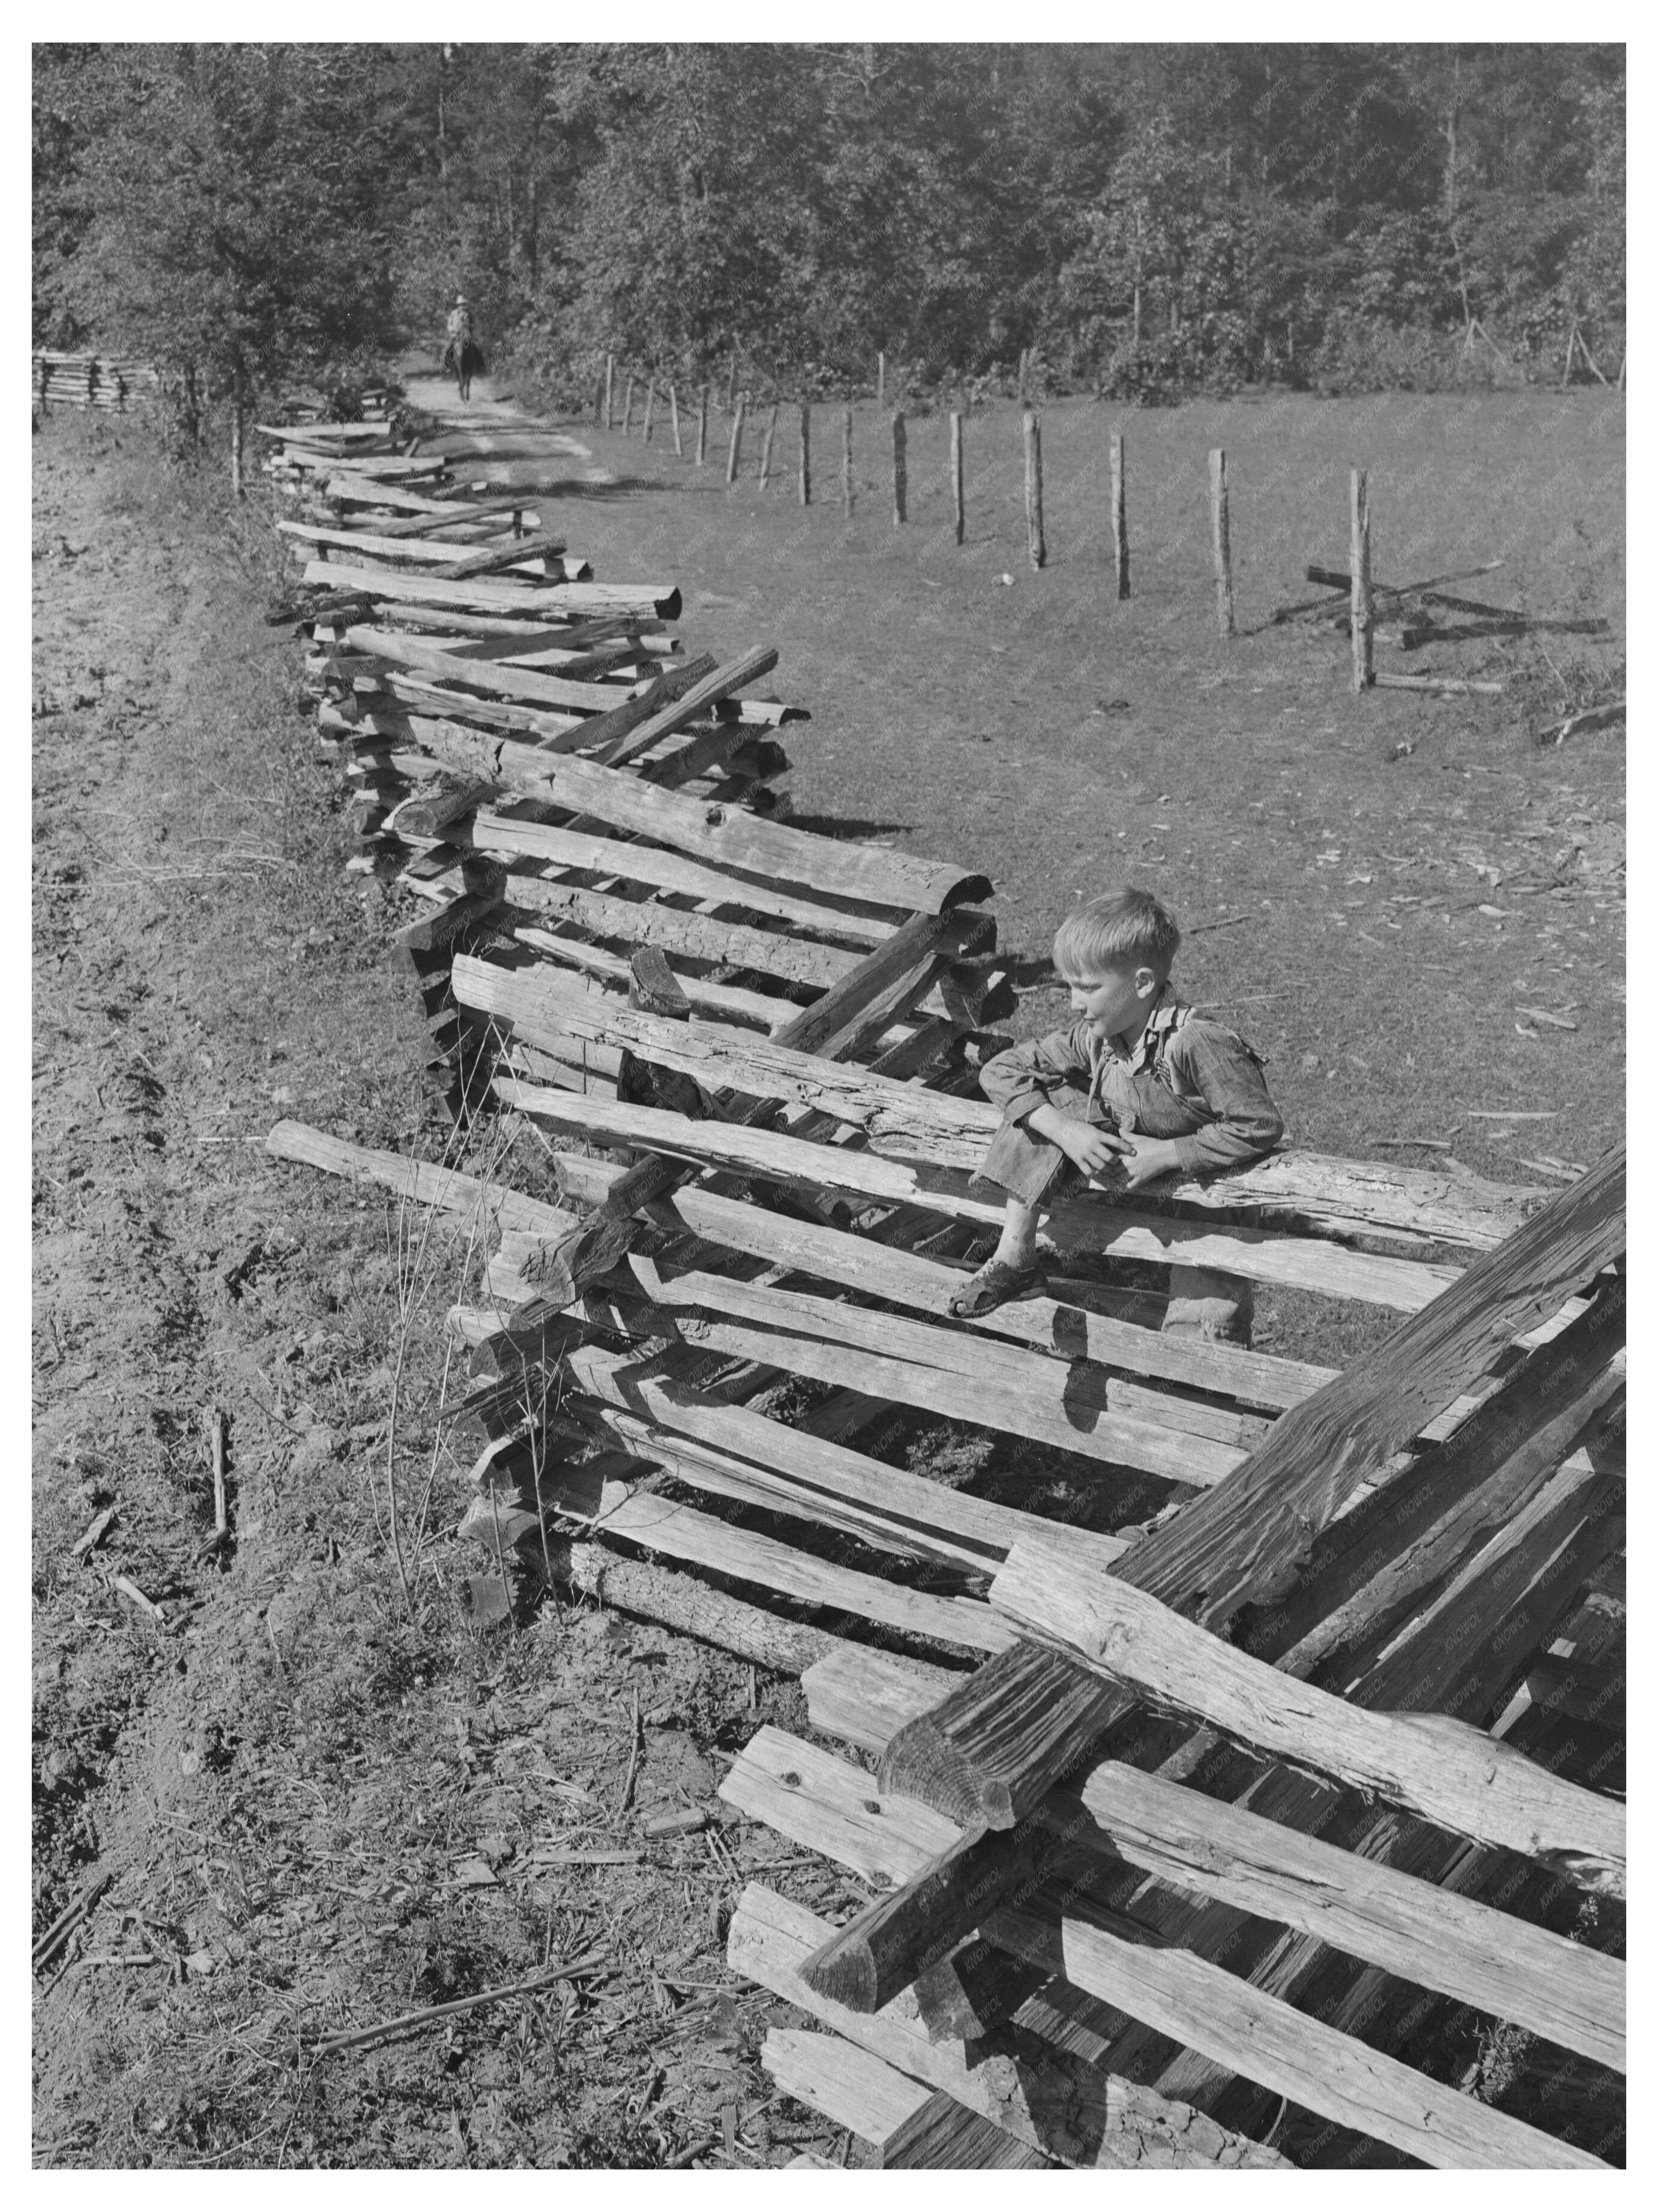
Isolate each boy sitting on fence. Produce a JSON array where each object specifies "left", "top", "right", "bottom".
[{"left": 949, "top": 888, "right": 1283, "bottom": 1334}]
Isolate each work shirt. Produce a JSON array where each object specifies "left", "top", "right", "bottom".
[
  {"left": 978, "top": 986, "right": 1283, "bottom": 1181},
  {"left": 447, "top": 305, "right": 473, "bottom": 344}
]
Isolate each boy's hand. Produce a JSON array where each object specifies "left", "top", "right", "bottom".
[
  {"left": 1053, "top": 1121, "right": 1129, "bottom": 1177},
  {"left": 1116, "top": 1135, "right": 1184, "bottom": 1190}
]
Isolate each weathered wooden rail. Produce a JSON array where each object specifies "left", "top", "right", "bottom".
[
  {"left": 255, "top": 411, "right": 1626, "bottom": 2171},
  {"left": 33, "top": 351, "right": 159, "bottom": 412}
]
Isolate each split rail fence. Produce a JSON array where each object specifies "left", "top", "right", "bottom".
[
  {"left": 255, "top": 410, "right": 1626, "bottom": 2172},
  {"left": 33, "top": 351, "right": 159, "bottom": 413}
]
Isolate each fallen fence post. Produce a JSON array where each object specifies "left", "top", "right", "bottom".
[
  {"left": 950, "top": 411, "right": 965, "bottom": 546},
  {"left": 1111, "top": 433, "right": 1129, "bottom": 600},
  {"left": 1350, "top": 468, "right": 1373, "bottom": 692},
  {"left": 1210, "top": 447, "right": 1235, "bottom": 637},
  {"left": 799, "top": 402, "right": 812, "bottom": 506},
  {"left": 1023, "top": 411, "right": 1045, "bottom": 569},
  {"left": 892, "top": 411, "right": 907, "bottom": 526}
]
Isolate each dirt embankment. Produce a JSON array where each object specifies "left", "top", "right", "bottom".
[{"left": 31, "top": 418, "right": 823, "bottom": 2171}]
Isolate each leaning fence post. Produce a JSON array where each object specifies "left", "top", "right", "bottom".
[
  {"left": 642, "top": 381, "right": 656, "bottom": 444},
  {"left": 669, "top": 384, "right": 681, "bottom": 457},
  {"left": 620, "top": 375, "right": 635, "bottom": 436},
  {"left": 1024, "top": 410, "right": 1046, "bottom": 569},
  {"left": 696, "top": 388, "right": 709, "bottom": 467},
  {"left": 841, "top": 406, "right": 854, "bottom": 515},
  {"left": 950, "top": 410, "right": 965, "bottom": 545},
  {"left": 1350, "top": 467, "right": 1373, "bottom": 692},
  {"left": 799, "top": 402, "right": 812, "bottom": 505},
  {"left": 759, "top": 403, "right": 779, "bottom": 488},
  {"left": 891, "top": 411, "right": 907, "bottom": 526},
  {"left": 727, "top": 355, "right": 740, "bottom": 409},
  {"left": 1210, "top": 447, "right": 1235, "bottom": 637},
  {"left": 603, "top": 353, "right": 615, "bottom": 429},
  {"left": 726, "top": 394, "right": 746, "bottom": 485},
  {"left": 1110, "top": 433, "right": 1129, "bottom": 600}
]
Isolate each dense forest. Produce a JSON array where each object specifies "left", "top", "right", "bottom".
[{"left": 34, "top": 41, "right": 1625, "bottom": 424}]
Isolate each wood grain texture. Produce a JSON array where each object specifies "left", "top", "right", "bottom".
[
  {"left": 728, "top": 1888, "right": 1287, "bottom": 2167},
  {"left": 1246, "top": 1282, "right": 1625, "bottom": 1665},
  {"left": 559, "top": 1542, "right": 835, "bottom": 1673},
  {"left": 488, "top": 1086, "right": 1457, "bottom": 1309},
  {"left": 802, "top": 1645, "right": 956, "bottom": 1756},
  {"left": 1065, "top": 1759, "right": 1624, "bottom": 2070},
  {"left": 651, "top": 1301, "right": 1244, "bottom": 1488},
  {"left": 879, "top": 2085, "right": 1054, "bottom": 2168},
  {"left": 305, "top": 556, "right": 681, "bottom": 619},
  {"left": 561, "top": 1343, "right": 1139, "bottom": 1576},
  {"left": 454, "top": 822, "right": 899, "bottom": 942},
  {"left": 877, "top": 1154, "right": 1623, "bottom": 1834},
  {"left": 989, "top": 1539, "right": 1625, "bottom": 1896},
  {"left": 265, "top": 1119, "right": 573, "bottom": 1237},
  {"left": 398, "top": 714, "right": 991, "bottom": 913},
  {"left": 1047, "top": 1911, "right": 1604, "bottom": 2169},
  {"left": 592, "top": 1486, "right": 1015, "bottom": 1655},
  {"left": 648, "top": 1184, "right": 1334, "bottom": 1410},
  {"left": 1119, "top": 1144, "right": 1624, "bottom": 1633}
]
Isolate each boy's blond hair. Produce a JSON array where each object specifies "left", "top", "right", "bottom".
[{"left": 1053, "top": 888, "right": 1180, "bottom": 979}]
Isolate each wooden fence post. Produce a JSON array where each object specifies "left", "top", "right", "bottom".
[
  {"left": 1023, "top": 411, "right": 1045, "bottom": 569},
  {"left": 726, "top": 394, "right": 746, "bottom": 485},
  {"left": 1350, "top": 467, "right": 1373, "bottom": 693},
  {"left": 1111, "top": 433, "right": 1129, "bottom": 600},
  {"left": 799, "top": 402, "right": 812, "bottom": 505},
  {"left": 877, "top": 350, "right": 886, "bottom": 408},
  {"left": 669, "top": 384, "right": 681, "bottom": 457},
  {"left": 697, "top": 388, "right": 709, "bottom": 467},
  {"left": 604, "top": 353, "right": 615, "bottom": 429},
  {"left": 891, "top": 411, "right": 907, "bottom": 526},
  {"left": 642, "top": 381, "right": 656, "bottom": 443},
  {"left": 621, "top": 375, "right": 635, "bottom": 436},
  {"left": 1209, "top": 447, "right": 1235, "bottom": 637},
  {"left": 759, "top": 403, "right": 779, "bottom": 488},
  {"left": 950, "top": 411, "right": 965, "bottom": 546},
  {"left": 596, "top": 364, "right": 607, "bottom": 423},
  {"left": 842, "top": 406, "right": 854, "bottom": 515},
  {"left": 727, "top": 356, "right": 740, "bottom": 409}
]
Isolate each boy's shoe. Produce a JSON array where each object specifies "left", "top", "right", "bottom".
[{"left": 946, "top": 1257, "right": 1046, "bottom": 1319}]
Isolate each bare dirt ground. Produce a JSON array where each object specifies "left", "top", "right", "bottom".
[
  {"left": 32, "top": 371, "right": 1624, "bottom": 2169},
  {"left": 31, "top": 413, "right": 831, "bottom": 2171}
]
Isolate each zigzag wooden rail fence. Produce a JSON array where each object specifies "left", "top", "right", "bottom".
[
  {"left": 33, "top": 351, "right": 160, "bottom": 413},
  {"left": 255, "top": 407, "right": 1626, "bottom": 2172}
]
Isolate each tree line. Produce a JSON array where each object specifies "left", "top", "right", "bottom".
[{"left": 34, "top": 41, "right": 1625, "bottom": 464}]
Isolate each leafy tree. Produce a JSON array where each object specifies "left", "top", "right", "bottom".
[{"left": 58, "top": 44, "right": 400, "bottom": 488}]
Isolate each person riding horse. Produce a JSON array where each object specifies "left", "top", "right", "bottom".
[{"left": 443, "top": 293, "right": 483, "bottom": 401}]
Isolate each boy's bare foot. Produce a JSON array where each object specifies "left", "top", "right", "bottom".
[{"left": 946, "top": 1255, "right": 1046, "bottom": 1319}]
